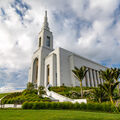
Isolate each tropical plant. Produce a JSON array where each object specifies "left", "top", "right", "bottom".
[
  {"left": 99, "top": 68, "right": 120, "bottom": 104},
  {"left": 38, "top": 86, "right": 46, "bottom": 96},
  {"left": 72, "top": 66, "right": 88, "bottom": 98},
  {"left": 92, "top": 86, "right": 106, "bottom": 103},
  {"left": 111, "top": 68, "right": 120, "bottom": 95},
  {"left": 27, "top": 82, "right": 34, "bottom": 91}
]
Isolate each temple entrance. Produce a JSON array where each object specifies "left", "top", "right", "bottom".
[
  {"left": 47, "top": 65, "right": 50, "bottom": 85},
  {"left": 32, "top": 58, "right": 38, "bottom": 88}
]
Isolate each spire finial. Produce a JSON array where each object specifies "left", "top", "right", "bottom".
[
  {"left": 42, "top": 10, "right": 49, "bottom": 31},
  {"left": 45, "top": 10, "right": 47, "bottom": 17}
]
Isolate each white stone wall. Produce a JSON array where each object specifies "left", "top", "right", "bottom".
[
  {"left": 71, "top": 54, "right": 106, "bottom": 86},
  {"left": 29, "top": 46, "right": 106, "bottom": 88},
  {"left": 58, "top": 48, "right": 73, "bottom": 86},
  {"left": 44, "top": 53, "right": 57, "bottom": 86},
  {"left": 54, "top": 47, "right": 106, "bottom": 87}
]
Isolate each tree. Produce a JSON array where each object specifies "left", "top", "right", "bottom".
[
  {"left": 27, "top": 82, "right": 34, "bottom": 91},
  {"left": 72, "top": 66, "right": 88, "bottom": 98},
  {"left": 99, "top": 68, "right": 120, "bottom": 104},
  {"left": 111, "top": 68, "right": 120, "bottom": 95}
]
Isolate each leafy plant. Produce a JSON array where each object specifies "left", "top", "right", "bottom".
[
  {"left": 38, "top": 86, "right": 46, "bottom": 96},
  {"left": 72, "top": 66, "right": 88, "bottom": 98},
  {"left": 99, "top": 68, "right": 120, "bottom": 104}
]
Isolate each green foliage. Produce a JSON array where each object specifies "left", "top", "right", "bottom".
[
  {"left": 92, "top": 86, "right": 107, "bottom": 103},
  {"left": 0, "top": 93, "right": 10, "bottom": 99},
  {"left": 72, "top": 66, "right": 88, "bottom": 98},
  {"left": 38, "top": 86, "right": 46, "bottom": 96},
  {"left": 49, "top": 86, "right": 94, "bottom": 99},
  {"left": 22, "top": 89, "right": 38, "bottom": 95},
  {"left": 22, "top": 101, "right": 119, "bottom": 113},
  {"left": 2, "top": 89, "right": 50, "bottom": 104},
  {"left": 100, "top": 68, "right": 120, "bottom": 104},
  {"left": 27, "top": 82, "right": 34, "bottom": 91}
]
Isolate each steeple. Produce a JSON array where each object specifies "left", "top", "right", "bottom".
[
  {"left": 38, "top": 11, "right": 53, "bottom": 50},
  {"left": 42, "top": 11, "right": 50, "bottom": 31}
]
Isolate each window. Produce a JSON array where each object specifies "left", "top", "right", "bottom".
[
  {"left": 46, "top": 36, "right": 50, "bottom": 47},
  {"left": 39, "top": 37, "right": 41, "bottom": 47},
  {"left": 56, "top": 73, "right": 57, "bottom": 86},
  {"left": 47, "top": 65, "right": 50, "bottom": 85}
]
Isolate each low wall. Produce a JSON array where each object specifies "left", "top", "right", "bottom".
[
  {"left": 0, "top": 104, "right": 22, "bottom": 108},
  {"left": 46, "top": 88, "right": 87, "bottom": 104}
]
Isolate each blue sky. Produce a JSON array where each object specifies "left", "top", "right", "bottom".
[{"left": 0, "top": 0, "right": 120, "bottom": 92}]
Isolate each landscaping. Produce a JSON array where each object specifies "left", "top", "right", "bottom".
[
  {"left": 0, "top": 67, "right": 120, "bottom": 119},
  {"left": 0, "top": 93, "right": 10, "bottom": 99},
  {"left": 49, "top": 86, "right": 94, "bottom": 99},
  {"left": 22, "top": 101, "right": 119, "bottom": 113},
  {"left": 1, "top": 84, "right": 50, "bottom": 104},
  {"left": 0, "top": 109, "right": 120, "bottom": 120}
]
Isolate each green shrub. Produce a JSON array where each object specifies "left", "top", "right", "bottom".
[
  {"left": 22, "top": 101, "right": 119, "bottom": 113},
  {"left": 110, "top": 104, "right": 118, "bottom": 113},
  {"left": 22, "top": 102, "right": 29, "bottom": 109},
  {"left": 118, "top": 104, "right": 120, "bottom": 112},
  {"left": 80, "top": 102, "right": 87, "bottom": 110},
  {"left": 87, "top": 103, "right": 95, "bottom": 110},
  {"left": 73, "top": 102, "right": 80, "bottom": 109}
]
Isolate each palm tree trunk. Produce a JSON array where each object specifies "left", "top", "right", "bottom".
[
  {"left": 110, "top": 96, "right": 114, "bottom": 104},
  {"left": 117, "top": 85, "right": 120, "bottom": 96},
  {"left": 80, "top": 81, "right": 83, "bottom": 98},
  {"left": 98, "top": 98, "right": 101, "bottom": 103}
]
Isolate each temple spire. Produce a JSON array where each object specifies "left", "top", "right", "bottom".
[{"left": 42, "top": 10, "right": 49, "bottom": 31}]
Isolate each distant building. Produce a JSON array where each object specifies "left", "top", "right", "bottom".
[{"left": 28, "top": 11, "right": 106, "bottom": 88}]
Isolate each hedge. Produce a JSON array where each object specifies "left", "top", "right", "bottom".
[{"left": 22, "top": 101, "right": 119, "bottom": 113}]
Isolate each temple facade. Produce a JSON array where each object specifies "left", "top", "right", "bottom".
[{"left": 28, "top": 11, "right": 106, "bottom": 88}]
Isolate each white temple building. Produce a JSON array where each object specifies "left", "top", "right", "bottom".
[{"left": 28, "top": 11, "right": 106, "bottom": 88}]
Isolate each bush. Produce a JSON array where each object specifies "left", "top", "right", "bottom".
[
  {"left": 22, "top": 101, "right": 119, "bottom": 113},
  {"left": 118, "top": 104, "right": 120, "bottom": 112}
]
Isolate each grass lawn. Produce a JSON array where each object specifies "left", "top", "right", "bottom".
[{"left": 0, "top": 110, "right": 120, "bottom": 120}]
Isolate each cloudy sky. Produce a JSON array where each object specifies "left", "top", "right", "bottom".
[{"left": 0, "top": 0, "right": 120, "bottom": 92}]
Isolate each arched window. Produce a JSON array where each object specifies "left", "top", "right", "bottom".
[
  {"left": 32, "top": 58, "right": 38, "bottom": 87},
  {"left": 47, "top": 65, "right": 50, "bottom": 85}
]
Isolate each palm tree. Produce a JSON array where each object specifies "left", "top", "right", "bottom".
[
  {"left": 72, "top": 66, "right": 88, "bottom": 98},
  {"left": 111, "top": 68, "right": 120, "bottom": 95},
  {"left": 99, "top": 68, "right": 120, "bottom": 104}
]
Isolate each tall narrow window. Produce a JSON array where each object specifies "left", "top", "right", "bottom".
[
  {"left": 39, "top": 37, "right": 41, "bottom": 47},
  {"left": 32, "top": 58, "right": 38, "bottom": 88},
  {"left": 46, "top": 36, "right": 50, "bottom": 47},
  {"left": 47, "top": 65, "right": 50, "bottom": 85},
  {"left": 56, "top": 73, "right": 57, "bottom": 86}
]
